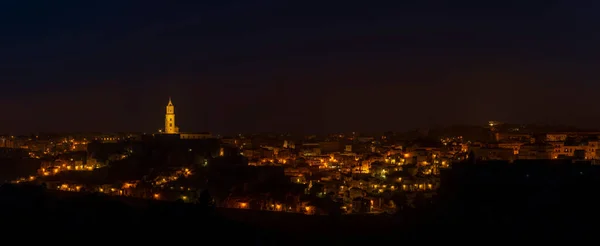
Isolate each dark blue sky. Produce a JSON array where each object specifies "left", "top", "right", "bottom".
[{"left": 1, "top": 1, "right": 599, "bottom": 134}]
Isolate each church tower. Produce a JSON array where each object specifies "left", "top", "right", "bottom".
[{"left": 165, "top": 97, "right": 178, "bottom": 134}]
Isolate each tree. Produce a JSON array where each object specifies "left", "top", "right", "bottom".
[
  {"left": 468, "top": 151, "right": 476, "bottom": 164},
  {"left": 392, "top": 193, "right": 408, "bottom": 212},
  {"left": 414, "top": 193, "right": 427, "bottom": 207},
  {"left": 327, "top": 200, "right": 343, "bottom": 217},
  {"left": 198, "top": 189, "right": 215, "bottom": 207}
]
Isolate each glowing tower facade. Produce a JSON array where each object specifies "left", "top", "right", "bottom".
[{"left": 164, "top": 98, "right": 179, "bottom": 134}]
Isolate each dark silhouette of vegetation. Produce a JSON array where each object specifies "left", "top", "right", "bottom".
[
  {"left": 468, "top": 150, "right": 476, "bottom": 163},
  {"left": 391, "top": 193, "right": 408, "bottom": 211},
  {"left": 198, "top": 189, "right": 215, "bottom": 207}
]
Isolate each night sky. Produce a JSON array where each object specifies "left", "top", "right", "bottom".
[{"left": 1, "top": 1, "right": 599, "bottom": 134}]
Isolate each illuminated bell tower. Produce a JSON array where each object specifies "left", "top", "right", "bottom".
[{"left": 165, "top": 97, "right": 178, "bottom": 134}]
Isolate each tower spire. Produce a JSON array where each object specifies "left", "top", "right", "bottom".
[{"left": 165, "top": 97, "right": 177, "bottom": 134}]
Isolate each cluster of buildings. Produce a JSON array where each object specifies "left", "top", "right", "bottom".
[
  {"left": 4, "top": 101, "right": 598, "bottom": 215},
  {"left": 470, "top": 122, "right": 600, "bottom": 162},
  {"left": 2, "top": 99, "right": 458, "bottom": 214}
]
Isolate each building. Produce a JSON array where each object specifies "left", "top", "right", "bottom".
[
  {"left": 160, "top": 98, "right": 213, "bottom": 139},
  {"left": 518, "top": 143, "right": 553, "bottom": 160},
  {"left": 470, "top": 147, "right": 516, "bottom": 162},
  {"left": 164, "top": 98, "right": 179, "bottom": 134},
  {"left": 551, "top": 139, "right": 598, "bottom": 160},
  {"left": 494, "top": 132, "right": 532, "bottom": 142},
  {"left": 180, "top": 132, "right": 212, "bottom": 139},
  {"left": 0, "top": 137, "right": 16, "bottom": 148}
]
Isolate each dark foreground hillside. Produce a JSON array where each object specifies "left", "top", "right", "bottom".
[
  {"left": 0, "top": 180, "right": 598, "bottom": 244},
  {"left": 0, "top": 184, "right": 408, "bottom": 244}
]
